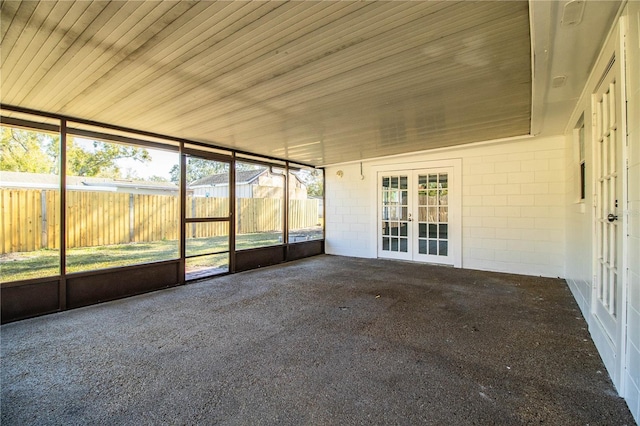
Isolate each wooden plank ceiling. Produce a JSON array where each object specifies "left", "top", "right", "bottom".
[{"left": 1, "top": 1, "right": 531, "bottom": 166}]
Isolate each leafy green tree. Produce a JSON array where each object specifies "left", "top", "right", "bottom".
[
  {"left": 169, "top": 158, "right": 229, "bottom": 184},
  {"left": 305, "top": 179, "right": 324, "bottom": 197},
  {"left": 66, "top": 139, "right": 150, "bottom": 177},
  {"left": 1, "top": 126, "right": 151, "bottom": 177},
  {"left": 170, "top": 159, "right": 262, "bottom": 184},
  {"left": 0, "top": 127, "right": 56, "bottom": 173},
  {"left": 295, "top": 169, "right": 323, "bottom": 197},
  {"left": 169, "top": 165, "right": 180, "bottom": 183}
]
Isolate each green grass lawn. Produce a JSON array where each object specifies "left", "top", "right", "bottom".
[{"left": 1, "top": 232, "right": 284, "bottom": 283}]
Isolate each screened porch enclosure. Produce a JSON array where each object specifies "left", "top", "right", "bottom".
[{"left": 0, "top": 108, "right": 325, "bottom": 322}]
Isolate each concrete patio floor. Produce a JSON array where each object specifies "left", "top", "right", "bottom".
[{"left": 1, "top": 255, "right": 635, "bottom": 425}]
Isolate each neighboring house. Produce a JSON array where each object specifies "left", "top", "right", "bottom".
[
  {"left": 189, "top": 167, "right": 307, "bottom": 199},
  {"left": 0, "top": 171, "right": 179, "bottom": 196}
]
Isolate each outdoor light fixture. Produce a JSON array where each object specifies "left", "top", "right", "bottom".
[{"left": 562, "top": 0, "right": 585, "bottom": 26}]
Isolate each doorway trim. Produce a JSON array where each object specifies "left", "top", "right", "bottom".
[
  {"left": 588, "top": 18, "right": 629, "bottom": 395},
  {"left": 372, "top": 158, "right": 462, "bottom": 268}
]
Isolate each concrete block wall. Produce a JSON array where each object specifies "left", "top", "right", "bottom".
[
  {"left": 563, "top": 112, "right": 594, "bottom": 318},
  {"left": 325, "top": 135, "right": 566, "bottom": 278},
  {"left": 324, "top": 169, "right": 372, "bottom": 259}
]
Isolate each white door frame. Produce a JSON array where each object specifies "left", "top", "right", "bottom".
[
  {"left": 373, "top": 159, "right": 462, "bottom": 268},
  {"left": 589, "top": 19, "right": 629, "bottom": 394}
]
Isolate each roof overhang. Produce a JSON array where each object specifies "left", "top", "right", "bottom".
[{"left": 0, "top": 1, "right": 623, "bottom": 166}]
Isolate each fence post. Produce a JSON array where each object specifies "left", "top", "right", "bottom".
[
  {"left": 129, "top": 193, "right": 135, "bottom": 242},
  {"left": 41, "top": 190, "right": 47, "bottom": 249},
  {"left": 191, "top": 197, "right": 196, "bottom": 237}
]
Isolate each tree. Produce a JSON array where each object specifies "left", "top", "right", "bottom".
[
  {"left": 305, "top": 179, "right": 324, "bottom": 197},
  {"left": 170, "top": 159, "right": 262, "bottom": 184},
  {"left": 169, "top": 158, "right": 229, "bottom": 184},
  {"left": 295, "top": 169, "right": 323, "bottom": 197},
  {"left": 0, "top": 127, "right": 56, "bottom": 173},
  {"left": 65, "top": 139, "right": 150, "bottom": 177},
  {"left": 0, "top": 126, "right": 151, "bottom": 177},
  {"left": 148, "top": 175, "right": 170, "bottom": 183}
]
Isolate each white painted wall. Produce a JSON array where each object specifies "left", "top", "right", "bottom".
[
  {"left": 622, "top": 2, "right": 640, "bottom": 421},
  {"left": 325, "top": 135, "right": 566, "bottom": 278},
  {"left": 563, "top": 113, "right": 594, "bottom": 318},
  {"left": 563, "top": 5, "right": 639, "bottom": 421}
]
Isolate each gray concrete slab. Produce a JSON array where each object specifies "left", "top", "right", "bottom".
[{"left": 1, "top": 255, "right": 635, "bottom": 425}]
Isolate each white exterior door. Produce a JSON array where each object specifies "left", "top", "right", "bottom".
[
  {"left": 379, "top": 173, "right": 412, "bottom": 260},
  {"left": 592, "top": 53, "right": 624, "bottom": 386},
  {"left": 378, "top": 167, "right": 460, "bottom": 266},
  {"left": 413, "top": 170, "right": 454, "bottom": 264}
]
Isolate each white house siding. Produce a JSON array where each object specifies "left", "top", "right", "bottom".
[
  {"left": 325, "top": 134, "right": 566, "bottom": 278},
  {"left": 191, "top": 184, "right": 253, "bottom": 198}
]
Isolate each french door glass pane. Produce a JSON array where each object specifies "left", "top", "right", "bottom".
[
  {"left": 381, "top": 174, "right": 409, "bottom": 254},
  {"left": 400, "top": 176, "right": 408, "bottom": 189},
  {"left": 439, "top": 241, "right": 448, "bottom": 256},
  {"left": 439, "top": 174, "right": 448, "bottom": 188},
  {"left": 417, "top": 173, "right": 449, "bottom": 257},
  {"left": 428, "top": 240, "right": 437, "bottom": 255},
  {"left": 419, "top": 224, "right": 427, "bottom": 238}
]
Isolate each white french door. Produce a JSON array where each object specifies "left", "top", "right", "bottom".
[
  {"left": 379, "top": 173, "right": 411, "bottom": 260},
  {"left": 592, "top": 50, "right": 624, "bottom": 387},
  {"left": 378, "top": 168, "right": 459, "bottom": 266}
]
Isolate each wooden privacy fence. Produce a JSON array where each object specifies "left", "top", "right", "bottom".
[{"left": 1, "top": 189, "right": 320, "bottom": 254}]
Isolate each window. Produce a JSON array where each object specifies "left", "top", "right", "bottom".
[
  {"left": 1, "top": 108, "right": 325, "bottom": 287},
  {"left": 0, "top": 125, "right": 61, "bottom": 282},
  {"left": 288, "top": 166, "right": 324, "bottom": 242},
  {"left": 65, "top": 136, "right": 179, "bottom": 273},
  {"left": 235, "top": 161, "right": 284, "bottom": 250},
  {"left": 577, "top": 115, "right": 586, "bottom": 201}
]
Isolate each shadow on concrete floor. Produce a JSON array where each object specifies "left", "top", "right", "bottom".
[{"left": 1, "top": 255, "right": 635, "bottom": 425}]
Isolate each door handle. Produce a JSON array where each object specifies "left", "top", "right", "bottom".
[
  {"left": 607, "top": 213, "right": 618, "bottom": 222},
  {"left": 408, "top": 213, "right": 413, "bottom": 222}
]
